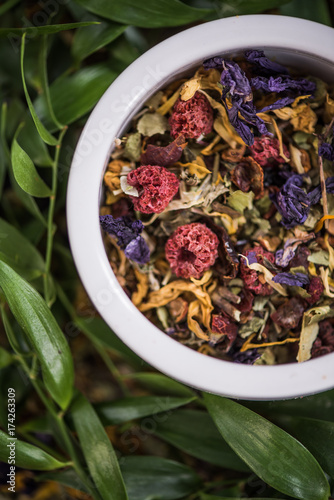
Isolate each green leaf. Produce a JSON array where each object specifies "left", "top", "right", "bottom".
[
  {"left": 280, "top": 0, "right": 332, "bottom": 26},
  {"left": 71, "top": 392, "right": 128, "bottom": 500},
  {"left": 72, "top": 20, "right": 127, "bottom": 62},
  {"left": 20, "top": 34, "right": 58, "bottom": 146},
  {"left": 0, "top": 429, "right": 69, "bottom": 470},
  {"left": 120, "top": 456, "right": 201, "bottom": 500},
  {"left": 203, "top": 394, "right": 330, "bottom": 500},
  {"left": 95, "top": 396, "right": 196, "bottom": 425},
  {"left": 0, "top": 260, "right": 74, "bottom": 410},
  {"left": 122, "top": 372, "right": 194, "bottom": 397},
  {"left": 16, "top": 115, "right": 53, "bottom": 167},
  {"left": 34, "top": 63, "right": 118, "bottom": 131},
  {"left": 214, "top": 0, "right": 291, "bottom": 16},
  {"left": 11, "top": 135, "right": 52, "bottom": 197},
  {"left": 0, "top": 346, "right": 13, "bottom": 368},
  {"left": 245, "top": 389, "right": 334, "bottom": 421},
  {"left": 153, "top": 409, "right": 249, "bottom": 472},
  {"left": 0, "top": 218, "right": 46, "bottom": 281},
  {"left": 275, "top": 416, "right": 334, "bottom": 479},
  {"left": 0, "top": 22, "right": 100, "bottom": 37},
  {"left": 72, "top": 0, "right": 212, "bottom": 28}
]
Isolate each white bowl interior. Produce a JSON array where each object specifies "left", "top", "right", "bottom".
[{"left": 67, "top": 15, "right": 334, "bottom": 400}]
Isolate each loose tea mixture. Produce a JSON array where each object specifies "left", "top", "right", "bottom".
[{"left": 100, "top": 50, "right": 334, "bottom": 365}]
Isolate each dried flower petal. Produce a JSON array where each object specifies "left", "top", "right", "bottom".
[
  {"left": 124, "top": 235, "right": 150, "bottom": 264},
  {"left": 318, "top": 142, "right": 334, "bottom": 161},
  {"left": 169, "top": 91, "right": 213, "bottom": 139},
  {"left": 127, "top": 165, "right": 179, "bottom": 214},
  {"left": 165, "top": 223, "right": 219, "bottom": 279},
  {"left": 99, "top": 215, "right": 144, "bottom": 249},
  {"left": 140, "top": 135, "right": 187, "bottom": 167},
  {"left": 251, "top": 75, "right": 316, "bottom": 95},
  {"left": 270, "top": 174, "right": 310, "bottom": 228},
  {"left": 231, "top": 156, "right": 264, "bottom": 199},
  {"left": 272, "top": 272, "right": 310, "bottom": 287},
  {"left": 244, "top": 49, "right": 288, "bottom": 75}
]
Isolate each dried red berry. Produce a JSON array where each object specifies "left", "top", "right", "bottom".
[
  {"left": 165, "top": 223, "right": 219, "bottom": 279},
  {"left": 311, "top": 320, "right": 334, "bottom": 358},
  {"left": 127, "top": 165, "right": 179, "bottom": 214},
  {"left": 306, "top": 276, "right": 324, "bottom": 305},
  {"left": 270, "top": 297, "right": 306, "bottom": 330},
  {"left": 169, "top": 92, "right": 214, "bottom": 140},
  {"left": 240, "top": 246, "right": 275, "bottom": 295},
  {"left": 249, "top": 136, "right": 289, "bottom": 167},
  {"left": 231, "top": 156, "right": 264, "bottom": 199},
  {"left": 210, "top": 313, "right": 238, "bottom": 351}
]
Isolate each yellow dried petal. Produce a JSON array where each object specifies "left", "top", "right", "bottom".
[
  {"left": 241, "top": 335, "right": 299, "bottom": 353},
  {"left": 190, "top": 270, "right": 212, "bottom": 286},
  {"left": 132, "top": 269, "right": 149, "bottom": 306},
  {"left": 187, "top": 300, "right": 209, "bottom": 340},
  {"left": 157, "top": 87, "right": 182, "bottom": 115},
  {"left": 314, "top": 215, "right": 334, "bottom": 232},
  {"left": 180, "top": 77, "right": 201, "bottom": 101},
  {"left": 320, "top": 266, "right": 334, "bottom": 298}
]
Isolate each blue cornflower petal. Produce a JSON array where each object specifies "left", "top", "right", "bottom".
[{"left": 272, "top": 272, "right": 310, "bottom": 287}]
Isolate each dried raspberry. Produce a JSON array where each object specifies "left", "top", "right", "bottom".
[
  {"left": 210, "top": 313, "right": 238, "bottom": 351},
  {"left": 127, "top": 165, "right": 179, "bottom": 214},
  {"left": 311, "top": 320, "right": 334, "bottom": 358},
  {"left": 306, "top": 276, "right": 324, "bottom": 305},
  {"left": 165, "top": 223, "right": 219, "bottom": 279},
  {"left": 169, "top": 92, "right": 214, "bottom": 140},
  {"left": 240, "top": 246, "right": 275, "bottom": 295},
  {"left": 249, "top": 136, "right": 289, "bottom": 167}
]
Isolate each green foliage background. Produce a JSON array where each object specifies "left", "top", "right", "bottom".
[{"left": 0, "top": 0, "right": 333, "bottom": 499}]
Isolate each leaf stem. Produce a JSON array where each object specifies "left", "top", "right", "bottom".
[{"left": 43, "top": 126, "right": 67, "bottom": 306}]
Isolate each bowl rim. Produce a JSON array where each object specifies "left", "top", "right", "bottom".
[{"left": 67, "top": 14, "right": 334, "bottom": 400}]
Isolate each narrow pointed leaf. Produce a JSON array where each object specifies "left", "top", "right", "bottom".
[
  {"left": 71, "top": 392, "right": 128, "bottom": 500},
  {"left": 0, "top": 218, "right": 46, "bottom": 280},
  {"left": 0, "top": 346, "right": 13, "bottom": 368},
  {"left": 72, "top": 20, "right": 127, "bottom": 62},
  {"left": 153, "top": 409, "right": 249, "bottom": 472},
  {"left": 11, "top": 136, "right": 52, "bottom": 197},
  {"left": 95, "top": 396, "right": 195, "bottom": 425},
  {"left": 72, "top": 0, "right": 212, "bottom": 28},
  {"left": 245, "top": 389, "right": 334, "bottom": 421},
  {"left": 34, "top": 64, "right": 118, "bottom": 131},
  {"left": 0, "top": 260, "right": 74, "bottom": 409},
  {"left": 203, "top": 394, "right": 330, "bottom": 500},
  {"left": 0, "top": 22, "right": 100, "bottom": 37},
  {"left": 274, "top": 415, "right": 334, "bottom": 479},
  {"left": 122, "top": 372, "right": 194, "bottom": 397},
  {"left": 21, "top": 34, "right": 58, "bottom": 145},
  {"left": 0, "top": 429, "right": 69, "bottom": 470},
  {"left": 120, "top": 456, "right": 201, "bottom": 500}
]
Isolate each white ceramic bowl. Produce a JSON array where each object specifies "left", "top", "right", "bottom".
[{"left": 67, "top": 15, "right": 334, "bottom": 400}]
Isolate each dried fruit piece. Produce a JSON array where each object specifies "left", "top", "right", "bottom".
[
  {"left": 169, "top": 91, "right": 213, "bottom": 139},
  {"left": 271, "top": 297, "right": 306, "bottom": 329},
  {"left": 140, "top": 135, "right": 187, "bottom": 167},
  {"left": 231, "top": 156, "right": 264, "bottom": 199},
  {"left": 165, "top": 223, "right": 219, "bottom": 279},
  {"left": 210, "top": 313, "right": 238, "bottom": 350},
  {"left": 249, "top": 136, "right": 289, "bottom": 167},
  {"left": 127, "top": 165, "right": 179, "bottom": 214},
  {"left": 240, "top": 246, "right": 275, "bottom": 295}
]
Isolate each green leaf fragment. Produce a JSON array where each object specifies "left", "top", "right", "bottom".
[
  {"left": 137, "top": 112, "right": 169, "bottom": 136},
  {"left": 227, "top": 190, "right": 254, "bottom": 213},
  {"left": 0, "top": 260, "right": 74, "bottom": 410},
  {"left": 203, "top": 394, "right": 330, "bottom": 500},
  {"left": 71, "top": 392, "right": 128, "bottom": 500},
  {"left": 11, "top": 136, "right": 52, "bottom": 197},
  {"left": 0, "top": 429, "right": 69, "bottom": 470},
  {"left": 20, "top": 34, "right": 58, "bottom": 146}
]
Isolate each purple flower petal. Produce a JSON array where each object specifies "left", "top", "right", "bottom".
[
  {"left": 319, "top": 142, "right": 334, "bottom": 161},
  {"left": 251, "top": 75, "right": 316, "bottom": 95},
  {"left": 270, "top": 175, "right": 310, "bottom": 228},
  {"left": 275, "top": 247, "right": 296, "bottom": 268},
  {"left": 245, "top": 50, "right": 288, "bottom": 75},
  {"left": 124, "top": 236, "right": 150, "bottom": 264},
  {"left": 220, "top": 60, "right": 252, "bottom": 98},
  {"left": 99, "top": 215, "right": 144, "bottom": 249},
  {"left": 272, "top": 272, "right": 310, "bottom": 287},
  {"left": 307, "top": 176, "right": 334, "bottom": 206},
  {"left": 258, "top": 96, "right": 295, "bottom": 113},
  {"left": 203, "top": 56, "right": 224, "bottom": 70}
]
